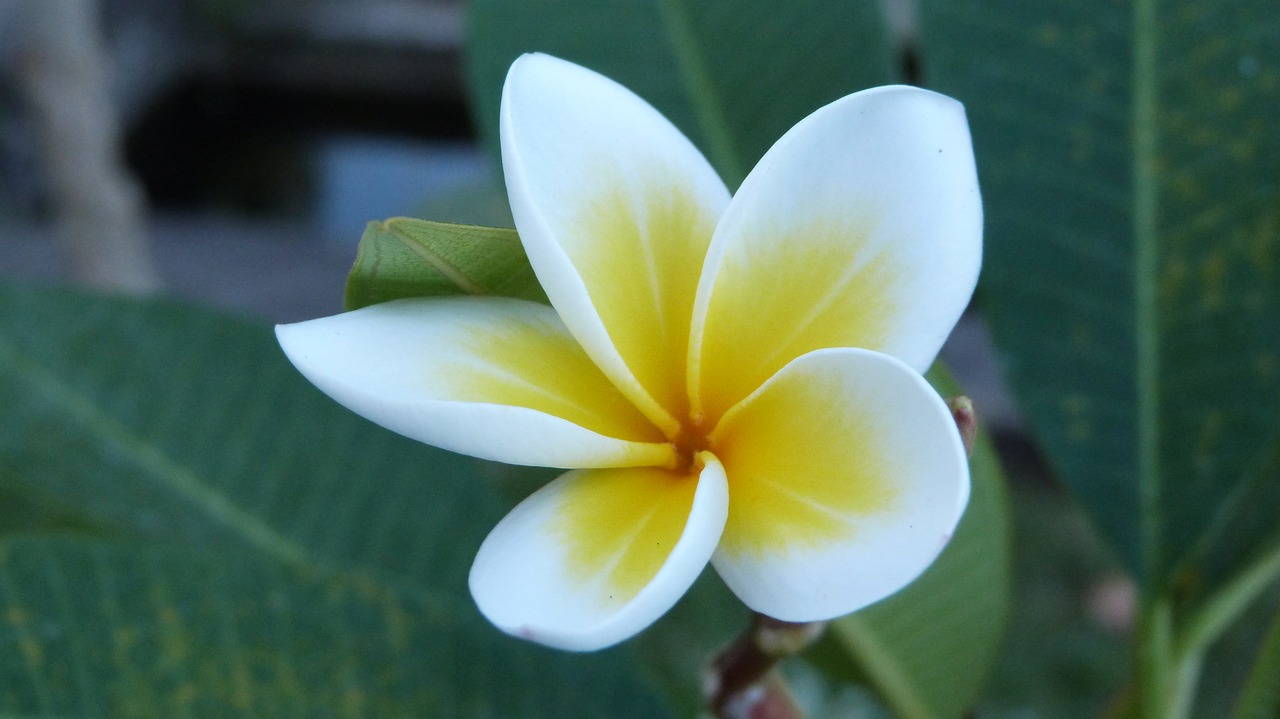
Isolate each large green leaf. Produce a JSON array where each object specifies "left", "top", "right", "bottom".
[
  {"left": 920, "top": 0, "right": 1280, "bottom": 596},
  {"left": 0, "top": 537, "right": 670, "bottom": 717},
  {"left": 0, "top": 284, "right": 485, "bottom": 586},
  {"left": 813, "top": 368, "right": 1010, "bottom": 719},
  {"left": 1231, "top": 601, "right": 1280, "bottom": 719},
  {"left": 0, "top": 283, "right": 673, "bottom": 716},
  {"left": 466, "top": 0, "right": 897, "bottom": 187}
]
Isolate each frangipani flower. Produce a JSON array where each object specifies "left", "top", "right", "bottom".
[{"left": 277, "top": 54, "right": 982, "bottom": 651}]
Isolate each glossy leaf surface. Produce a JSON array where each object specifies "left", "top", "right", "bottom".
[
  {"left": 0, "top": 283, "right": 669, "bottom": 716},
  {"left": 921, "top": 0, "right": 1280, "bottom": 596},
  {"left": 345, "top": 218, "right": 546, "bottom": 311},
  {"left": 467, "top": 0, "right": 896, "bottom": 188}
]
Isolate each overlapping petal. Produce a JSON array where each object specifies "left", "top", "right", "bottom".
[
  {"left": 708, "top": 348, "right": 969, "bottom": 621},
  {"left": 502, "top": 53, "right": 731, "bottom": 434},
  {"left": 688, "top": 85, "right": 982, "bottom": 425},
  {"left": 469, "top": 455, "right": 728, "bottom": 651},
  {"left": 276, "top": 297, "right": 673, "bottom": 468}
]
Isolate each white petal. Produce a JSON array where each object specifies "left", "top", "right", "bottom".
[
  {"left": 708, "top": 348, "right": 969, "bottom": 621},
  {"left": 276, "top": 297, "right": 673, "bottom": 468},
  {"left": 501, "top": 53, "right": 730, "bottom": 434},
  {"left": 689, "top": 85, "right": 982, "bottom": 425},
  {"left": 469, "top": 455, "right": 728, "bottom": 651}
]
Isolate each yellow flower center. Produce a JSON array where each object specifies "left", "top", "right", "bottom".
[{"left": 667, "top": 420, "right": 713, "bottom": 475}]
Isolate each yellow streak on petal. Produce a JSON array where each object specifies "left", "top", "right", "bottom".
[
  {"left": 570, "top": 181, "right": 718, "bottom": 422},
  {"left": 712, "top": 368, "right": 898, "bottom": 558},
  {"left": 445, "top": 322, "right": 665, "bottom": 443},
  {"left": 696, "top": 220, "right": 899, "bottom": 425},
  {"left": 553, "top": 466, "right": 699, "bottom": 608}
]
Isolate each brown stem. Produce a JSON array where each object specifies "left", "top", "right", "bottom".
[{"left": 705, "top": 614, "right": 825, "bottom": 719}]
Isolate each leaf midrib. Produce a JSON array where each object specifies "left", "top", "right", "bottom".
[
  {"left": 0, "top": 322, "right": 470, "bottom": 627},
  {"left": 0, "top": 335, "right": 311, "bottom": 567},
  {"left": 1133, "top": 0, "right": 1162, "bottom": 590},
  {"left": 833, "top": 615, "right": 935, "bottom": 719},
  {"left": 654, "top": 0, "right": 746, "bottom": 187},
  {"left": 381, "top": 219, "right": 489, "bottom": 295}
]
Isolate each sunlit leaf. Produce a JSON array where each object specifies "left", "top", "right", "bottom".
[
  {"left": 0, "top": 537, "right": 671, "bottom": 718},
  {"left": 344, "top": 218, "right": 546, "bottom": 310}
]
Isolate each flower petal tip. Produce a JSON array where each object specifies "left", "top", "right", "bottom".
[{"left": 469, "top": 459, "right": 728, "bottom": 651}]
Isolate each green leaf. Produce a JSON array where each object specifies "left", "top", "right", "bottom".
[
  {"left": 920, "top": 0, "right": 1280, "bottom": 595},
  {"left": 0, "top": 536, "right": 671, "bottom": 718},
  {"left": 0, "top": 283, "right": 484, "bottom": 583},
  {"left": 812, "top": 367, "right": 1011, "bottom": 719},
  {"left": 344, "top": 217, "right": 546, "bottom": 311},
  {"left": 1182, "top": 434, "right": 1280, "bottom": 615},
  {"left": 626, "top": 572, "right": 746, "bottom": 714},
  {"left": 465, "top": 0, "right": 898, "bottom": 188},
  {"left": 1231, "top": 600, "right": 1280, "bottom": 719},
  {"left": 0, "top": 282, "right": 671, "bottom": 716},
  {"left": 1177, "top": 438, "right": 1280, "bottom": 665}
]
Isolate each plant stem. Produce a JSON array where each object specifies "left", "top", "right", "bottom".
[
  {"left": 1136, "top": 596, "right": 1201, "bottom": 719},
  {"left": 1180, "top": 542, "right": 1280, "bottom": 661},
  {"left": 704, "top": 614, "right": 825, "bottom": 719},
  {"left": 1136, "top": 598, "right": 1173, "bottom": 719},
  {"left": 1134, "top": 536, "right": 1280, "bottom": 719}
]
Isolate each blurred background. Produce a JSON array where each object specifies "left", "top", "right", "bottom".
[
  {"left": 7, "top": 1, "right": 1268, "bottom": 716},
  {"left": 0, "top": 0, "right": 496, "bottom": 322}
]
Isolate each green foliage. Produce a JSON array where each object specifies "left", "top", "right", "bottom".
[
  {"left": 0, "top": 284, "right": 673, "bottom": 717},
  {"left": 1232, "top": 602, "right": 1280, "bottom": 719},
  {"left": 921, "top": 0, "right": 1280, "bottom": 595},
  {"left": 345, "top": 218, "right": 546, "bottom": 310},
  {"left": 466, "top": 0, "right": 896, "bottom": 188},
  {"left": 920, "top": 0, "right": 1280, "bottom": 713}
]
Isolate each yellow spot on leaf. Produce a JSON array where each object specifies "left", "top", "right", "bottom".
[
  {"left": 1219, "top": 87, "right": 1244, "bottom": 112},
  {"left": 1068, "top": 420, "right": 1093, "bottom": 442},
  {"left": 1037, "top": 23, "right": 1061, "bottom": 46},
  {"left": 1070, "top": 324, "right": 1093, "bottom": 348},
  {"left": 1200, "top": 254, "right": 1227, "bottom": 311},
  {"left": 1257, "top": 354, "right": 1277, "bottom": 378},
  {"left": 1060, "top": 394, "right": 1093, "bottom": 440},
  {"left": 6, "top": 608, "right": 43, "bottom": 667}
]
